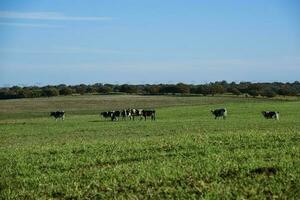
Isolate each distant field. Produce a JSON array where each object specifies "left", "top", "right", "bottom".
[{"left": 0, "top": 95, "right": 300, "bottom": 199}]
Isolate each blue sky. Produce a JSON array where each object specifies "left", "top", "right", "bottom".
[{"left": 0, "top": 0, "right": 299, "bottom": 86}]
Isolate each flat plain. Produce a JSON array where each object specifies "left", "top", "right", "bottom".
[{"left": 0, "top": 95, "right": 300, "bottom": 199}]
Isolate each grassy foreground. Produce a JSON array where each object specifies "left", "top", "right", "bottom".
[{"left": 0, "top": 95, "right": 300, "bottom": 199}]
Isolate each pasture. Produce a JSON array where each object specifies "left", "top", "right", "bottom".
[{"left": 0, "top": 95, "right": 300, "bottom": 199}]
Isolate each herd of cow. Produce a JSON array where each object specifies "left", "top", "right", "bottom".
[
  {"left": 50, "top": 108, "right": 280, "bottom": 121},
  {"left": 50, "top": 109, "right": 156, "bottom": 121},
  {"left": 100, "top": 109, "right": 156, "bottom": 121}
]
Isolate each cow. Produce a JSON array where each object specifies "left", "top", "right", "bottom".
[
  {"left": 50, "top": 111, "right": 65, "bottom": 121},
  {"left": 111, "top": 110, "right": 121, "bottom": 121},
  {"left": 262, "top": 111, "right": 279, "bottom": 120},
  {"left": 128, "top": 109, "right": 143, "bottom": 120},
  {"left": 211, "top": 108, "right": 227, "bottom": 119},
  {"left": 127, "top": 108, "right": 135, "bottom": 120},
  {"left": 121, "top": 109, "right": 129, "bottom": 120},
  {"left": 100, "top": 111, "right": 114, "bottom": 120},
  {"left": 142, "top": 110, "right": 156, "bottom": 121}
]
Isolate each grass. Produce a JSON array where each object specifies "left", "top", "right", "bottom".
[{"left": 0, "top": 95, "right": 300, "bottom": 199}]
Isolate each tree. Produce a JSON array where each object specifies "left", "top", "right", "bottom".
[
  {"left": 160, "top": 85, "right": 178, "bottom": 94},
  {"left": 278, "top": 85, "right": 297, "bottom": 96},
  {"left": 145, "top": 85, "right": 160, "bottom": 94},
  {"left": 86, "top": 86, "right": 96, "bottom": 93},
  {"left": 119, "top": 84, "right": 138, "bottom": 93},
  {"left": 0, "top": 89, "right": 16, "bottom": 99},
  {"left": 17, "top": 89, "right": 33, "bottom": 98},
  {"left": 42, "top": 88, "right": 59, "bottom": 97},
  {"left": 75, "top": 84, "right": 87, "bottom": 95},
  {"left": 195, "top": 85, "right": 210, "bottom": 96},
  {"left": 97, "top": 85, "right": 112, "bottom": 94},
  {"left": 31, "top": 89, "right": 43, "bottom": 98},
  {"left": 209, "top": 84, "right": 225, "bottom": 96},
  {"left": 59, "top": 87, "right": 73, "bottom": 95},
  {"left": 176, "top": 83, "right": 190, "bottom": 94},
  {"left": 260, "top": 88, "right": 276, "bottom": 98},
  {"left": 248, "top": 90, "right": 259, "bottom": 97},
  {"left": 228, "top": 88, "right": 241, "bottom": 95}
]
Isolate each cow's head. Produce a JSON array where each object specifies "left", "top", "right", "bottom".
[
  {"left": 261, "top": 111, "right": 267, "bottom": 116},
  {"left": 100, "top": 112, "right": 105, "bottom": 116}
]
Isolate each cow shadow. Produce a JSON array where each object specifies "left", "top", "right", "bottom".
[{"left": 88, "top": 120, "right": 110, "bottom": 123}]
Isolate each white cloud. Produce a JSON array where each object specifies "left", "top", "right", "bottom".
[
  {"left": 0, "top": 22, "right": 62, "bottom": 28},
  {"left": 0, "top": 11, "right": 112, "bottom": 21},
  {"left": 0, "top": 47, "right": 140, "bottom": 55}
]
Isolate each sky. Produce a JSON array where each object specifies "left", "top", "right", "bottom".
[{"left": 0, "top": 0, "right": 299, "bottom": 86}]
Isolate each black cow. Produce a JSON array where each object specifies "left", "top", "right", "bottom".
[
  {"left": 50, "top": 111, "right": 65, "bottom": 121},
  {"left": 262, "top": 111, "right": 279, "bottom": 120},
  {"left": 111, "top": 110, "right": 121, "bottom": 121},
  {"left": 211, "top": 108, "right": 227, "bottom": 119},
  {"left": 142, "top": 110, "right": 156, "bottom": 121},
  {"left": 100, "top": 111, "right": 114, "bottom": 120}
]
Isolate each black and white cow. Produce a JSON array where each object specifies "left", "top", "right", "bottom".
[
  {"left": 100, "top": 111, "right": 114, "bottom": 120},
  {"left": 211, "top": 108, "right": 227, "bottom": 119},
  {"left": 121, "top": 109, "right": 129, "bottom": 120},
  {"left": 50, "top": 111, "right": 65, "bottom": 121},
  {"left": 128, "top": 109, "right": 143, "bottom": 120},
  {"left": 111, "top": 110, "right": 121, "bottom": 121},
  {"left": 262, "top": 111, "right": 279, "bottom": 120},
  {"left": 142, "top": 110, "right": 156, "bottom": 121}
]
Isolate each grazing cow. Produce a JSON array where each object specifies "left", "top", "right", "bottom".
[
  {"left": 127, "top": 108, "right": 135, "bottom": 120},
  {"left": 262, "top": 111, "right": 279, "bottom": 120},
  {"left": 121, "top": 109, "right": 129, "bottom": 120},
  {"left": 111, "top": 110, "right": 121, "bottom": 121},
  {"left": 100, "top": 111, "right": 114, "bottom": 120},
  {"left": 128, "top": 109, "right": 143, "bottom": 120},
  {"left": 142, "top": 110, "right": 156, "bottom": 121},
  {"left": 50, "top": 111, "right": 65, "bottom": 121},
  {"left": 211, "top": 108, "right": 227, "bottom": 119}
]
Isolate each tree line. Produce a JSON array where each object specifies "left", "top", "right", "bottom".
[{"left": 0, "top": 81, "right": 300, "bottom": 99}]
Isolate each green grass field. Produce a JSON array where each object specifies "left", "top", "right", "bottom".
[{"left": 1, "top": 95, "right": 300, "bottom": 199}]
